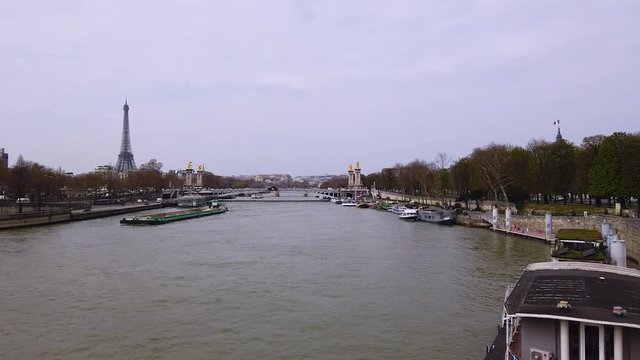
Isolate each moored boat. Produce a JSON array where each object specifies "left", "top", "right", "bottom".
[
  {"left": 375, "top": 202, "right": 394, "bottom": 211},
  {"left": 398, "top": 208, "right": 417, "bottom": 220},
  {"left": 389, "top": 204, "right": 407, "bottom": 214},
  {"left": 416, "top": 207, "right": 456, "bottom": 225},
  {"left": 551, "top": 229, "right": 606, "bottom": 263},
  {"left": 484, "top": 261, "right": 640, "bottom": 360},
  {"left": 120, "top": 205, "right": 227, "bottom": 225},
  {"left": 177, "top": 195, "right": 209, "bottom": 208},
  {"left": 342, "top": 200, "right": 356, "bottom": 207}
]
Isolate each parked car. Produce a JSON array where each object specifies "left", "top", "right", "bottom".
[{"left": 16, "top": 197, "right": 30, "bottom": 204}]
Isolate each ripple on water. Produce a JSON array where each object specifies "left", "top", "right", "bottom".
[{"left": 0, "top": 202, "right": 550, "bottom": 359}]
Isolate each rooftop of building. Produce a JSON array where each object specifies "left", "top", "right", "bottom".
[{"left": 505, "top": 262, "right": 640, "bottom": 328}]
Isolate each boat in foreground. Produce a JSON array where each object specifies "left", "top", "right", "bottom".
[
  {"left": 484, "top": 261, "right": 640, "bottom": 360},
  {"left": 120, "top": 205, "right": 227, "bottom": 225}
]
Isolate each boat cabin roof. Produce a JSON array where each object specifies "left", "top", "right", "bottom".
[{"left": 505, "top": 262, "right": 640, "bottom": 328}]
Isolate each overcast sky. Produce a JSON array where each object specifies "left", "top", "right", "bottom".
[{"left": 1, "top": 1, "right": 638, "bottom": 175}]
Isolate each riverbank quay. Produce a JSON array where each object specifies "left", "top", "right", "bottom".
[
  {"left": 491, "top": 226, "right": 549, "bottom": 242},
  {"left": 0, "top": 209, "right": 72, "bottom": 230},
  {"left": 223, "top": 198, "right": 330, "bottom": 203},
  {"left": 71, "top": 203, "right": 163, "bottom": 221},
  {"left": 372, "top": 188, "right": 506, "bottom": 210},
  {"left": 0, "top": 203, "right": 163, "bottom": 230},
  {"left": 488, "top": 212, "right": 640, "bottom": 265},
  {"left": 454, "top": 213, "right": 492, "bottom": 228},
  {"left": 373, "top": 188, "right": 465, "bottom": 208}
]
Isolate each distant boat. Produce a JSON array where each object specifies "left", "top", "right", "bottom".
[
  {"left": 398, "top": 208, "right": 418, "bottom": 220},
  {"left": 375, "top": 202, "right": 393, "bottom": 211},
  {"left": 177, "top": 195, "right": 208, "bottom": 208},
  {"left": 389, "top": 205, "right": 407, "bottom": 214},
  {"left": 342, "top": 200, "right": 356, "bottom": 207},
  {"left": 120, "top": 205, "right": 227, "bottom": 225},
  {"left": 416, "top": 207, "right": 456, "bottom": 225}
]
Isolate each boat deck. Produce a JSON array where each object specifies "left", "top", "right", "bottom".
[
  {"left": 482, "top": 325, "right": 506, "bottom": 360},
  {"left": 120, "top": 207, "right": 227, "bottom": 225}
]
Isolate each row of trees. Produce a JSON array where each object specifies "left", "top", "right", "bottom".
[
  {"left": 0, "top": 157, "right": 309, "bottom": 202},
  {"left": 2, "top": 131, "right": 637, "bottom": 209},
  {"left": 366, "top": 132, "right": 640, "bottom": 209}
]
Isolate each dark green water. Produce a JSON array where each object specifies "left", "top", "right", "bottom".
[{"left": 0, "top": 201, "right": 550, "bottom": 359}]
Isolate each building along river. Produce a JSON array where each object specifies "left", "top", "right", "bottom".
[{"left": 0, "top": 199, "right": 550, "bottom": 359}]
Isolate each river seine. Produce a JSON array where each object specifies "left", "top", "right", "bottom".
[{"left": 0, "top": 200, "right": 550, "bottom": 359}]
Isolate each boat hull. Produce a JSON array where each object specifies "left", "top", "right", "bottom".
[{"left": 399, "top": 215, "right": 417, "bottom": 220}]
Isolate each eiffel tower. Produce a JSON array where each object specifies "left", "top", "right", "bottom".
[{"left": 115, "top": 99, "right": 137, "bottom": 172}]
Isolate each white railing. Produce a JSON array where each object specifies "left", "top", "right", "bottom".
[{"left": 502, "top": 284, "right": 520, "bottom": 359}]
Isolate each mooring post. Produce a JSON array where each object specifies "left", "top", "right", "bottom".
[
  {"left": 492, "top": 207, "right": 499, "bottom": 230},
  {"left": 545, "top": 211, "right": 553, "bottom": 242}
]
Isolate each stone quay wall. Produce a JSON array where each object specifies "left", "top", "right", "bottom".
[
  {"left": 373, "top": 189, "right": 508, "bottom": 211},
  {"left": 0, "top": 211, "right": 72, "bottom": 230},
  {"left": 373, "top": 190, "right": 640, "bottom": 263},
  {"left": 504, "top": 214, "right": 640, "bottom": 264},
  {"left": 0, "top": 204, "right": 163, "bottom": 230}
]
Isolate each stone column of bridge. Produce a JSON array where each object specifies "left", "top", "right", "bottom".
[
  {"left": 354, "top": 161, "right": 362, "bottom": 187},
  {"left": 196, "top": 164, "right": 204, "bottom": 187},
  {"left": 185, "top": 165, "right": 193, "bottom": 188}
]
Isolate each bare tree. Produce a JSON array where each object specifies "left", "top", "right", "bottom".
[
  {"left": 435, "top": 153, "right": 452, "bottom": 170},
  {"left": 470, "top": 144, "right": 514, "bottom": 209}
]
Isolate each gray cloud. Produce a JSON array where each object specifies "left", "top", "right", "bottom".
[{"left": 1, "top": 1, "right": 638, "bottom": 175}]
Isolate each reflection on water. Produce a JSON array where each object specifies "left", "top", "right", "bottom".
[{"left": 0, "top": 202, "right": 550, "bottom": 359}]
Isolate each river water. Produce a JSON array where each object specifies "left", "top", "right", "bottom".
[{"left": 0, "top": 200, "right": 550, "bottom": 359}]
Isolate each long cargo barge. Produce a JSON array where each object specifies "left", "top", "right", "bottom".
[{"left": 119, "top": 206, "right": 227, "bottom": 225}]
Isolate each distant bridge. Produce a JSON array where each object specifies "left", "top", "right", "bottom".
[{"left": 162, "top": 187, "right": 373, "bottom": 203}]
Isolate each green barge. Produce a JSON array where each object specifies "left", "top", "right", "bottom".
[{"left": 120, "top": 206, "right": 227, "bottom": 225}]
